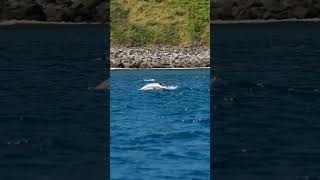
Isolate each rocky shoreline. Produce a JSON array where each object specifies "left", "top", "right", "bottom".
[
  {"left": 110, "top": 47, "right": 209, "bottom": 69},
  {"left": 2, "top": 0, "right": 320, "bottom": 23},
  {"left": 212, "top": 0, "right": 320, "bottom": 20},
  {"left": 0, "top": 0, "right": 107, "bottom": 23},
  {"left": 211, "top": 18, "right": 320, "bottom": 24},
  {"left": 0, "top": 20, "right": 105, "bottom": 26}
]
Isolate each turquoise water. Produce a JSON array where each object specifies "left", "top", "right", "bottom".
[{"left": 111, "top": 69, "right": 210, "bottom": 180}]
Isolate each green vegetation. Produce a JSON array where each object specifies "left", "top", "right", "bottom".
[{"left": 110, "top": 0, "right": 210, "bottom": 47}]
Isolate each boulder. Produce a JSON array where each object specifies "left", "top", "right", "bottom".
[
  {"left": 250, "top": 6, "right": 265, "bottom": 19},
  {"left": 237, "top": 8, "right": 251, "bottom": 19},
  {"left": 260, "top": 0, "right": 286, "bottom": 12},
  {"left": 96, "top": 2, "right": 108, "bottom": 22},
  {"left": 1, "top": 0, "right": 46, "bottom": 20},
  {"left": 44, "top": 3, "right": 72, "bottom": 21},
  {"left": 221, "top": 0, "right": 234, "bottom": 19},
  {"left": 292, "top": 6, "right": 309, "bottom": 18}
]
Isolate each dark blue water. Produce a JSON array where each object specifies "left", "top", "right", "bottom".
[
  {"left": 212, "top": 23, "right": 320, "bottom": 180},
  {"left": 0, "top": 25, "right": 109, "bottom": 180},
  {"left": 111, "top": 69, "right": 210, "bottom": 180}
]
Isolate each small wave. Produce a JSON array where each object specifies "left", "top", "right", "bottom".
[
  {"left": 91, "top": 57, "right": 103, "bottom": 61},
  {"left": 287, "top": 87, "right": 320, "bottom": 95},
  {"left": 143, "top": 79, "right": 155, "bottom": 82},
  {"left": 6, "top": 138, "right": 30, "bottom": 145}
]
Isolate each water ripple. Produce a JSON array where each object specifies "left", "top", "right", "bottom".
[{"left": 111, "top": 70, "right": 209, "bottom": 179}]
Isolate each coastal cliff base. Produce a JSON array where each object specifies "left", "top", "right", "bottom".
[
  {"left": 212, "top": 0, "right": 320, "bottom": 20},
  {"left": 110, "top": 47, "right": 209, "bottom": 69}
]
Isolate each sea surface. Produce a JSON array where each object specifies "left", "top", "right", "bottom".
[
  {"left": 0, "top": 25, "right": 109, "bottom": 180},
  {"left": 212, "top": 23, "right": 320, "bottom": 180},
  {"left": 111, "top": 69, "right": 210, "bottom": 180}
]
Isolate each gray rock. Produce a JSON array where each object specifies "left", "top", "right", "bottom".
[
  {"left": 1, "top": 0, "right": 46, "bottom": 20},
  {"left": 292, "top": 6, "right": 309, "bottom": 18},
  {"left": 211, "top": 0, "right": 320, "bottom": 20},
  {"left": 110, "top": 47, "right": 209, "bottom": 69},
  {"left": 261, "top": 0, "right": 286, "bottom": 12},
  {"left": 0, "top": 0, "right": 108, "bottom": 22}
]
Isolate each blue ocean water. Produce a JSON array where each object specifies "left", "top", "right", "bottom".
[
  {"left": 212, "top": 23, "right": 320, "bottom": 179},
  {"left": 0, "top": 25, "right": 108, "bottom": 180},
  {"left": 111, "top": 69, "right": 210, "bottom": 180}
]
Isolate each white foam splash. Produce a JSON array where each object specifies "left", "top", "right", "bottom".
[
  {"left": 143, "top": 79, "right": 156, "bottom": 82},
  {"left": 165, "top": 86, "right": 178, "bottom": 90}
]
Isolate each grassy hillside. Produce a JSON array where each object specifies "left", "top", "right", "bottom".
[{"left": 110, "top": 0, "right": 210, "bottom": 47}]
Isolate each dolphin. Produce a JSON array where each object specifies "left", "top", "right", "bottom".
[
  {"left": 90, "top": 79, "right": 109, "bottom": 91},
  {"left": 139, "top": 83, "right": 177, "bottom": 90}
]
